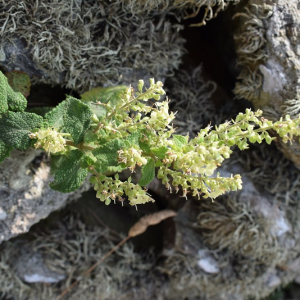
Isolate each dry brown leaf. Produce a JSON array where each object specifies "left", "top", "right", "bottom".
[{"left": 128, "top": 210, "right": 177, "bottom": 237}]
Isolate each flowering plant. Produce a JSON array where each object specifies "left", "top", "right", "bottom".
[{"left": 0, "top": 71, "right": 299, "bottom": 207}]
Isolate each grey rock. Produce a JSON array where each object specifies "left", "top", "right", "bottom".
[
  {"left": 0, "top": 149, "right": 90, "bottom": 244},
  {"left": 15, "top": 250, "right": 66, "bottom": 284}
]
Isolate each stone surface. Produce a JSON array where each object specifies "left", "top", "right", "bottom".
[
  {"left": 234, "top": 0, "right": 300, "bottom": 167},
  {"left": 0, "top": 149, "right": 90, "bottom": 244},
  {"left": 15, "top": 250, "right": 66, "bottom": 283}
]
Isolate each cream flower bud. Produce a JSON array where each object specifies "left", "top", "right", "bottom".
[{"left": 29, "top": 128, "right": 66, "bottom": 154}]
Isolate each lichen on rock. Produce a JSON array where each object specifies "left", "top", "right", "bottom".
[
  {"left": 0, "top": 0, "right": 185, "bottom": 93},
  {"left": 233, "top": 0, "right": 300, "bottom": 167}
]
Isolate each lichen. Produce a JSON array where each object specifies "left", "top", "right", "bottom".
[
  {"left": 162, "top": 142, "right": 300, "bottom": 300},
  {"left": 0, "top": 212, "right": 161, "bottom": 300},
  {"left": 122, "top": 0, "right": 240, "bottom": 26},
  {"left": 0, "top": 0, "right": 185, "bottom": 93},
  {"left": 233, "top": 4, "right": 272, "bottom": 105},
  {"left": 165, "top": 65, "right": 217, "bottom": 136}
]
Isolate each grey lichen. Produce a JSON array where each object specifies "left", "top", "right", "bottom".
[
  {"left": 162, "top": 142, "right": 300, "bottom": 300},
  {"left": 0, "top": 0, "right": 185, "bottom": 93},
  {"left": 233, "top": 1, "right": 300, "bottom": 168},
  {"left": 166, "top": 65, "right": 217, "bottom": 136},
  {"left": 233, "top": 4, "right": 272, "bottom": 105},
  {"left": 0, "top": 212, "right": 161, "bottom": 300},
  {"left": 122, "top": 0, "right": 240, "bottom": 26}
]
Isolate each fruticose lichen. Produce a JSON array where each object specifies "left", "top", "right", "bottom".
[
  {"left": 0, "top": 0, "right": 185, "bottom": 93},
  {"left": 122, "top": 0, "right": 240, "bottom": 25},
  {"left": 166, "top": 65, "right": 217, "bottom": 136},
  {"left": 0, "top": 212, "right": 161, "bottom": 300},
  {"left": 233, "top": 4, "right": 272, "bottom": 106}
]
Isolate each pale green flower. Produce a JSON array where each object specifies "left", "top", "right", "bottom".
[{"left": 29, "top": 128, "right": 66, "bottom": 154}]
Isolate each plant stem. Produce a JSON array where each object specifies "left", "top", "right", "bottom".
[
  {"left": 65, "top": 140, "right": 96, "bottom": 151},
  {"left": 106, "top": 87, "right": 157, "bottom": 119}
]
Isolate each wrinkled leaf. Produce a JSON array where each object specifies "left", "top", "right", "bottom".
[
  {"left": 63, "top": 97, "right": 92, "bottom": 144},
  {"left": 0, "top": 71, "right": 8, "bottom": 113},
  {"left": 152, "top": 146, "right": 168, "bottom": 159},
  {"left": 81, "top": 86, "right": 127, "bottom": 105},
  {"left": 0, "top": 111, "right": 43, "bottom": 149},
  {"left": 45, "top": 100, "right": 66, "bottom": 128},
  {"left": 0, "top": 139, "right": 12, "bottom": 164},
  {"left": 80, "top": 152, "right": 97, "bottom": 169},
  {"left": 84, "top": 130, "right": 98, "bottom": 143},
  {"left": 92, "top": 139, "right": 124, "bottom": 173},
  {"left": 81, "top": 86, "right": 127, "bottom": 118},
  {"left": 7, "top": 88, "right": 27, "bottom": 112},
  {"left": 123, "top": 131, "right": 141, "bottom": 148},
  {"left": 45, "top": 97, "right": 92, "bottom": 144},
  {"left": 50, "top": 150, "right": 88, "bottom": 193},
  {"left": 139, "top": 141, "right": 151, "bottom": 154},
  {"left": 139, "top": 159, "right": 155, "bottom": 186}
]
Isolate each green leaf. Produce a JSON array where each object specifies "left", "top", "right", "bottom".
[
  {"left": 155, "top": 160, "right": 163, "bottom": 167},
  {"left": 92, "top": 139, "right": 124, "bottom": 173},
  {"left": 63, "top": 97, "right": 92, "bottom": 144},
  {"left": 50, "top": 153, "right": 67, "bottom": 175},
  {"left": 81, "top": 86, "right": 127, "bottom": 118},
  {"left": 0, "top": 111, "right": 43, "bottom": 149},
  {"left": 80, "top": 152, "right": 97, "bottom": 169},
  {"left": 7, "top": 88, "right": 27, "bottom": 112},
  {"left": 81, "top": 86, "right": 127, "bottom": 105},
  {"left": 84, "top": 130, "right": 98, "bottom": 143},
  {"left": 45, "top": 97, "right": 92, "bottom": 145},
  {"left": 5, "top": 71, "right": 31, "bottom": 97},
  {"left": 50, "top": 149, "right": 88, "bottom": 193},
  {"left": 0, "top": 139, "right": 12, "bottom": 164},
  {"left": 0, "top": 71, "right": 28, "bottom": 112},
  {"left": 173, "top": 135, "right": 188, "bottom": 149},
  {"left": 139, "top": 141, "right": 151, "bottom": 154},
  {"left": 139, "top": 159, "right": 155, "bottom": 186},
  {"left": 0, "top": 71, "right": 8, "bottom": 113},
  {"left": 44, "top": 100, "right": 66, "bottom": 128},
  {"left": 123, "top": 131, "right": 140, "bottom": 148},
  {"left": 83, "top": 101, "right": 107, "bottom": 119},
  {"left": 152, "top": 146, "right": 168, "bottom": 159}
]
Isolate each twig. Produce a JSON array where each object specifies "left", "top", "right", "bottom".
[
  {"left": 56, "top": 236, "right": 130, "bottom": 300},
  {"left": 56, "top": 210, "right": 176, "bottom": 299}
]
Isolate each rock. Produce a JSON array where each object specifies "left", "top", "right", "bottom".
[
  {"left": 0, "top": 150, "right": 90, "bottom": 244},
  {"left": 197, "top": 251, "right": 220, "bottom": 274},
  {"left": 15, "top": 250, "right": 66, "bottom": 284},
  {"left": 0, "top": 207, "right": 7, "bottom": 220},
  {"left": 233, "top": 0, "right": 300, "bottom": 167},
  {"left": 0, "top": 211, "right": 161, "bottom": 300}
]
